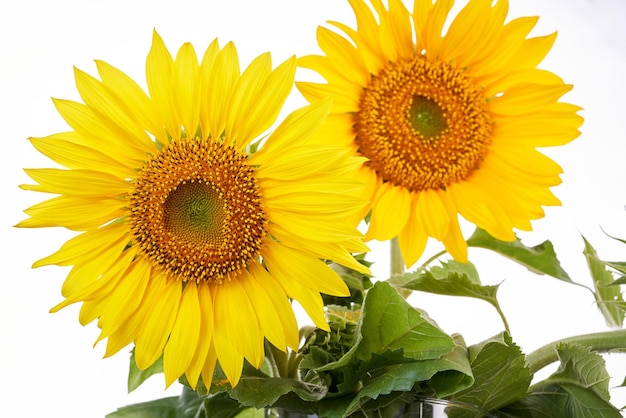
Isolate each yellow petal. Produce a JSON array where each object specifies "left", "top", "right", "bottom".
[
  {"left": 212, "top": 278, "right": 264, "bottom": 369},
  {"left": 366, "top": 183, "right": 411, "bottom": 241},
  {"left": 263, "top": 241, "right": 330, "bottom": 331},
  {"left": 146, "top": 30, "right": 178, "bottom": 140},
  {"left": 21, "top": 168, "right": 129, "bottom": 197},
  {"left": 296, "top": 81, "right": 360, "bottom": 114},
  {"left": 28, "top": 133, "right": 135, "bottom": 178},
  {"left": 174, "top": 42, "right": 201, "bottom": 137},
  {"left": 19, "top": 195, "right": 125, "bottom": 231},
  {"left": 97, "top": 258, "right": 151, "bottom": 339},
  {"left": 231, "top": 56, "right": 296, "bottom": 149},
  {"left": 398, "top": 212, "right": 429, "bottom": 268},
  {"left": 33, "top": 222, "right": 127, "bottom": 268},
  {"left": 185, "top": 282, "right": 214, "bottom": 389},
  {"left": 96, "top": 59, "right": 161, "bottom": 139},
  {"left": 259, "top": 96, "right": 332, "bottom": 153},
  {"left": 203, "top": 42, "right": 240, "bottom": 142},
  {"left": 52, "top": 99, "right": 146, "bottom": 166},
  {"left": 200, "top": 343, "right": 219, "bottom": 390},
  {"left": 164, "top": 283, "right": 201, "bottom": 387},
  {"left": 73, "top": 67, "right": 153, "bottom": 151},
  {"left": 415, "top": 189, "right": 449, "bottom": 241},
  {"left": 249, "top": 262, "right": 299, "bottom": 350},
  {"left": 240, "top": 269, "right": 286, "bottom": 350},
  {"left": 265, "top": 241, "right": 349, "bottom": 297},
  {"left": 224, "top": 52, "right": 272, "bottom": 145},
  {"left": 316, "top": 26, "right": 369, "bottom": 86},
  {"left": 135, "top": 272, "right": 181, "bottom": 370},
  {"left": 198, "top": 39, "right": 223, "bottom": 139}
]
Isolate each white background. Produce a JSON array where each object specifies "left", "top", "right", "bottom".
[{"left": 2, "top": 0, "right": 626, "bottom": 416}]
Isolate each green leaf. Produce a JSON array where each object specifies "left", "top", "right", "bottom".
[
  {"left": 338, "top": 336, "right": 473, "bottom": 417},
  {"left": 501, "top": 344, "right": 622, "bottom": 418},
  {"left": 234, "top": 409, "right": 265, "bottom": 418},
  {"left": 582, "top": 236, "right": 625, "bottom": 328},
  {"left": 201, "top": 392, "right": 252, "bottom": 418},
  {"left": 355, "top": 281, "right": 455, "bottom": 362},
  {"left": 107, "top": 387, "right": 203, "bottom": 418},
  {"left": 452, "top": 332, "right": 531, "bottom": 411},
  {"left": 106, "top": 397, "right": 181, "bottom": 418},
  {"left": 128, "top": 349, "right": 163, "bottom": 393},
  {"left": 388, "top": 265, "right": 508, "bottom": 330},
  {"left": 227, "top": 377, "right": 327, "bottom": 408},
  {"left": 430, "top": 260, "right": 481, "bottom": 283},
  {"left": 467, "top": 228, "right": 571, "bottom": 282},
  {"left": 603, "top": 261, "right": 626, "bottom": 276}
]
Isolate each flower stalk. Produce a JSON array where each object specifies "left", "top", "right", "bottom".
[{"left": 526, "top": 329, "right": 626, "bottom": 374}]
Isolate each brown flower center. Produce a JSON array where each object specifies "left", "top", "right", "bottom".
[
  {"left": 354, "top": 56, "right": 494, "bottom": 191},
  {"left": 129, "top": 138, "right": 267, "bottom": 283}
]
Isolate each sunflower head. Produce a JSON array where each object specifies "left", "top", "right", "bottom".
[
  {"left": 18, "top": 30, "right": 370, "bottom": 390},
  {"left": 298, "top": 0, "right": 583, "bottom": 266}
]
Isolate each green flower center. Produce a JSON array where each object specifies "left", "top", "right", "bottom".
[
  {"left": 163, "top": 181, "right": 226, "bottom": 246},
  {"left": 408, "top": 96, "right": 447, "bottom": 139}
]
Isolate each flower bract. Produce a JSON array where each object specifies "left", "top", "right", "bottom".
[
  {"left": 18, "top": 31, "right": 370, "bottom": 389},
  {"left": 297, "top": 0, "right": 583, "bottom": 265}
]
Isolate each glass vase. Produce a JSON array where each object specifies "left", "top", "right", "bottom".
[{"left": 265, "top": 397, "right": 496, "bottom": 417}]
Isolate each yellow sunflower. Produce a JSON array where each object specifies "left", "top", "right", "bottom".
[
  {"left": 297, "top": 0, "right": 583, "bottom": 265},
  {"left": 18, "top": 31, "right": 370, "bottom": 389}
]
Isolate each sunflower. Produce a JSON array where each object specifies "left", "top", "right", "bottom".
[
  {"left": 297, "top": 0, "right": 583, "bottom": 265},
  {"left": 18, "top": 31, "right": 370, "bottom": 389}
]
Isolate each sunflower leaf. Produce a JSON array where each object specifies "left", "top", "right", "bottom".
[
  {"left": 226, "top": 376, "right": 327, "bottom": 409},
  {"left": 452, "top": 332, "right": 531, "bottom": 411},
  {"left": 582, "top": 236, "right": 625, "bottom": 328},
  {"left": 500, "top": 344, "right": 622, "bottom": 418},
  {"left": 200, "top": 392, "right": 254, "bottom": 418},
  {"left": 105, "top": 397, "right": 181, "bottom": 418},
  {"left": 387, "top": 266, "right": 508, "bottom": 329},
  {"left": 343, "top": 343, "right": 474, "bottom": 416},
  {"left": 128, "top": 349, "right": 164, "bottom": 393},
  {"left": 466, "top": 227, "right": 571, "bottom": 282},
  {"left": 106, "top": 387, "right": 203, "bottom": 418},
  {"left": 355, "top": 281, "right": 455, "bottom": 362}
]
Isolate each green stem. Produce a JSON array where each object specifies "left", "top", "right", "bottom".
[
  {"left": 416, "top": 249, "right": 447, "bottom": 273},
  {"left": 493, "top": 303, "right": 511, "bottom": 335},
  {"left": 526, "top": 329, "right": 626, "bottom": 375},
  {"left": 390, "top": 237, "right": 404, "bottom": 276},
  {"left": 266, "top": 341, "right": 289, "bottom": 378},
  {"left": 391, "top": 238, "right": 414, "bottom": 299}
]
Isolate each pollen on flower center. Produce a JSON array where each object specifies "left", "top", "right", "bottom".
[
  {"left": 354, "top": 56, "right": 494, "bottom": 192},
  {"left": 129, "top": 138, "right": 267, "bottom": 283}
]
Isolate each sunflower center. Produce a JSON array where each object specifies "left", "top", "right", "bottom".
[
  {"left": 354, "top": 56, "right": 494, "bottom": 192},
  {"left": 129, "top": 138, "right": 267, "bottom": 283},
  {"left": 408, "top": 96, "right": 446, "bottom": 138},
  {"left": 163, "top": 181, "right": 226, "bottom": 245}
]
